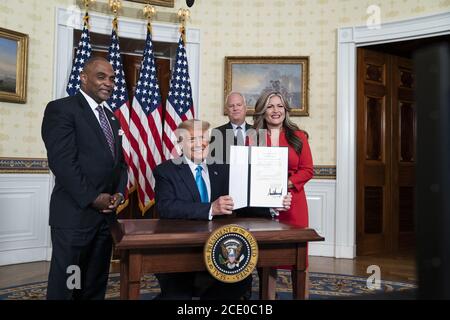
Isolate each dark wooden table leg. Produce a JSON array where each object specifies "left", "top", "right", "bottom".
[
  {"left": 258, "top": 267, "right": 277, "bottom": 300},
  {"left": 128, "top": 251, "right": 142, "bottom": 300},
  {"left": 120, "top": 250, "right": 129, "bottom": 299},
  {"left": 293, "top": 244, "right": 307, "bottom": 299}
]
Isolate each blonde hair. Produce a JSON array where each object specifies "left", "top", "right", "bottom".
[{"left": 176, "top": 119, "right": 210, "bottom": 142}]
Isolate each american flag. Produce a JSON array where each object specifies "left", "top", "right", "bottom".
[
  {"left": 106, "top": 27, "right": 136, "bottom": 203},
  {"left": 66, "top": 13, "right": 91, "bottom": 96},
  {"left": 130, "top": 29, "right": 163, "bottom": 213},
  {"left": 162, "top": 36, "right": 195, "bottom": 159}
]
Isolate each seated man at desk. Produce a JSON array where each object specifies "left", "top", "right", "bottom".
[{"left": 154, "top": 119, "right": 290, "bottom": 300}]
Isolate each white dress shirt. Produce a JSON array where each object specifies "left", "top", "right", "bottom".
[{"left": 80, "top": 89, "right": 115, "bottom": 134}]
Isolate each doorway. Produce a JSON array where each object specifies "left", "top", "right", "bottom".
[
  {"left": 336, "top": 12, "right": 450, "bottom": 259},
  {"left": 355, "top": 35, "right": 450, "bottom": 256}
]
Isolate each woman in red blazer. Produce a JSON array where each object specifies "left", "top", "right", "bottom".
[
  {"left": 253, "top": 90, "right": 314, "bottom": 228},
  {"left": 252, "top": 91, "right": 314, "bottom": 281}
]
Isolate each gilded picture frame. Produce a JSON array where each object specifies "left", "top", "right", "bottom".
[
  {"left": 0, "top": 27, "right": 28, "bottom": 104},
  {"left": 125, "top": 0, "right": 175, "bottom": 8},
  {"left": 224, "top": 56, "right": 309, "bottom": 116}
]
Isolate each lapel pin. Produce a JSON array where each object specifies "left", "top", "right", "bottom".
[
  {"left": 118, "top": 129, "right": 124, "bottom": 136},
  {"left": 214, "top": 171, "right": 218, "bottom": 175},
  {"left": 111, "top": 116, "right": 116, "bottom": 120}
]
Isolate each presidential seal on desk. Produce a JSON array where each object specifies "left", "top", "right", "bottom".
[{"left": 204, "top": 224, "right": 258, "bottom": 283}]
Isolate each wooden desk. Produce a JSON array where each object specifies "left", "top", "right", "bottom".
[{"left": 111, "top": 218, "right": 324, "bottom": 300}]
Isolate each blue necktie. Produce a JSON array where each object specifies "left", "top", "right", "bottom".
[{"left": 195, "top": 165, "right": 209, "bottom": 203}]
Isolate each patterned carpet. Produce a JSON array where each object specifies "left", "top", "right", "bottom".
[{"left": 0, "top": 270, "right": 417, "bottom": 300}]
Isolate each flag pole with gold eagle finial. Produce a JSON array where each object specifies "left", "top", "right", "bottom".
[
  {"left": 143, "top": 1, "right": 156, "bottom": 36},
  {"left": 177, "top": 8, "right": 190, "bottom": 44},
  {"left": 109, "top": 0, "right": 121, "bottom": 31},
  {"left": 82, "top": 0, "right": 95, "bottom": 28},
  {"left": 139, "top": 0, "right": 159, "bottom": 217},
  {"left": 107, "top": 0, "right": 134, "bottom": 215},
  {"left": 65, "top": 0, "right": 95, "bottom": 96}
]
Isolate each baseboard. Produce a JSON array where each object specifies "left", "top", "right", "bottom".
[
  {"left": 309, "top": 242, "right": 335, "bottom": 257},
  {"left": 0, "top": 247, "right": 50, "bottom": 266},
  {"left": 334, "top": 244, "right": 356, "bottom": 259},
  {"left": 46, "top": 247, "right": 52, "bottom": 261}
]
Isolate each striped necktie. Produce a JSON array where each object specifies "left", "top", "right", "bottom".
[{"left": 96, "top": 105, "right": 115, "bottom": 158}]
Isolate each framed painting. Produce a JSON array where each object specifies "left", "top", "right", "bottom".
[
  {"left": 0, "top": 27, "right": 28, "bottom": 104},
  {"left": 224, "top": 56, "right": 309, "bottom": 116},
  {"left": 125, "top": 0, "right": 175, "bottom": 8}
]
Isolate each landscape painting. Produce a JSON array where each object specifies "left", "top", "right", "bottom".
[
  {"left": 0, "top": 27, "right": 28, "bottom": 103},
  {"left": 224, "top": 56, "right": 309, "bottom": 116},
  {"left": 0, "top": 37, "right": 17, "bottom": 94}
]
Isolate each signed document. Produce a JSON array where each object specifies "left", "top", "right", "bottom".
[
  {"left": 229, "top": 146, "right": 288, "bottom": 209},
  {"left": 249, "top": 146, "right": 288, "bottom": 208}
]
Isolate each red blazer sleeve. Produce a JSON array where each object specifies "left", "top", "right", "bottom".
[{"left": 289, "top": 131, "right": 314, "bottom": 191}]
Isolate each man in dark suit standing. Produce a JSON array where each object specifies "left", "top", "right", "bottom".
[
  {"left": 41, "top": 57, "right": 128, "bottom": 300},
  {"left": 211, "top": 92, "right": 253, "bottom": 164},
  {"left": 154, "top": 119, "right": 291, "bottom": 299}
]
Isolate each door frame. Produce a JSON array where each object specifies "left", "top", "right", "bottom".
[{"left": 336, "top": 11, "right": 450, "bottom": 258}]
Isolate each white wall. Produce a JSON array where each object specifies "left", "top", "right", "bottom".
[
  {"left": 306, "top": 179, "right": 336, "bottom": 257},
  {"left": 0, "top": 174, "right": 52, "bottom": 266}
]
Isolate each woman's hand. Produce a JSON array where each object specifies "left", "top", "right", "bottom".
[
  {"left": 273, "top": 192, "right": 292, "bottom": 214},
  {"left": 288, "top": 179, "right": 294, "bottom": 189}
]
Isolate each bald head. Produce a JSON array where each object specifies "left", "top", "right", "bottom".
[
  {"left": 80, "top": 57, "right": 115, "bottom": 103},
  {"left": 226, "top": 92, "right": 247, "bottom": 126},
  {"left": 83, "top": 56, "right": 111, "bottom": 73}
]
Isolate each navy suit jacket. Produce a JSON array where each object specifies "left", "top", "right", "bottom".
[
  {"left": 154, "top": 159, "right": 229, "bottom": 220},
  {"left": 41, "top": 92, "right": 128, "bottom": 228}
]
